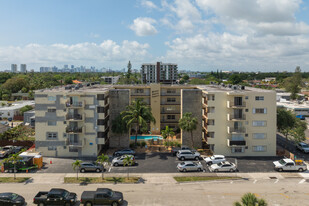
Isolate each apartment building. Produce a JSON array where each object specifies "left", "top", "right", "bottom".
[
  {"left": 200, "top": 85, "right": 276, "bottom": 156},
  {"left": 35, "top": 85, "right": 110, "bottom": 157},
  {"left": 141, "top": 62, "right": 178, "bottom": 84},
  {"left": 35, "top": 83, "right": 276, "bottom": 157}
]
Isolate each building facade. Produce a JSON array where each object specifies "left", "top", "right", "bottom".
[
  {"left": 20, "top": 64, "right": 27, "bottom": 73},
  {"left": 11, "top": 64, "right": 17, "bottom": 73},
  {"left": 141, "top": 62, "right": 178, "bottom": 84},
  {"left": 35, "top": 84, "right": 276, "bottom": 157}
]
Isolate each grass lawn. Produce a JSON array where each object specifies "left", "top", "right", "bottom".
[
  {"left": 0, "top": 177, "right": 30, "bottom": 183},
  {"left": 174, "top": 176, "right": 241, "bottom": 182},
  {"left": 64, "top": 177, "right": 140, "bottom": 184}
]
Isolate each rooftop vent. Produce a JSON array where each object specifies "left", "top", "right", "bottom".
[{"left": 232, "top": 85, "right": 238, "bottom": 90}]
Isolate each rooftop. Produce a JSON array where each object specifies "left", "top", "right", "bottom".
[
  {"left": 36, "top": 84, "right": 113, "bottom": 93},
  {"left": 197, "top": 85, "right": 274, "bottom": 93},
  {"left": 0, "top": 101, "right": 35, "bottom": 111},
  {"left": 277, "top": 101, "right": 309, "bottom": 109}
]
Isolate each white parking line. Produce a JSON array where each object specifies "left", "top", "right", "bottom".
[
  {"left": 274, "top": 179, "right": 279, "bottom": 184},
  {"left": 108, "top": 166, "right": 112, "bottom": 173},
  {"left": 299, "top": 179, "right": 306, "bottom": 184},
  {"left": 253, "top": 179, "right": 257, "bottom": 184},
  {"left": 230, "top": 181, "right": 233, "bottom": 184}
]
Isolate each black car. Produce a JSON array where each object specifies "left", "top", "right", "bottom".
[
  {"left": 81, "top": 188, "right": 123, "bottom": 206},
  {"left": 113, "top": 149, "right": 135, "bottom": 157},
  {"left": 0, "top": 192, "right": 25, "bottom": 206},
  {"left": 33, "top": 188, "right": 77, "bottom": 206}
]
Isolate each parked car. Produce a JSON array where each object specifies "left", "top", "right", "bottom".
[
  {"left": 204, "top": 155, "right": 226, "bottom": 165},
  {"left": 209, "top": 161, "right": 237, "bottom": 172},
  {"left": 171, "top": 145, "right": 195, "bottom": 156},
  {"left": 273, "top": 158, "right": 307, "bottom": 172},
  {"left": 113, "top": 149, "right": 135, "bottom": 157},
  {"left": 112, "top": 155, "right": 135, "bottom": 167},
  {"left": 0, "top": 145, "right": 14, "bottom": 158},
  {"left": 296, "top": 115, "right": 305, "bottom": 120},
  {"left": 80, "top": 162, "right": 103, "bottom": 173},
  {"left": 296, "top": 142, "right": 309, "bottom": 153},
  {"left": 176, "top": 150, "right": 200, "bottom": 161},
  {"left": 12, "top": 146, "right": 24, "bottom": 154},
  {"left": 81, "top": 188, "right": 124, "bottom": 206},
  {"left": 177, "top": 161, "right": 203, "bottom": 172},
  {"left": 0, "top": 192, "right": 25, "bottom": 206},
  {"left": 33, "top": 188, "right": 77, "bottom": 206}
]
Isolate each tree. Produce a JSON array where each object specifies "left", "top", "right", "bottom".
[
  {"left": 179, "top": 112, "right": 198, "bottom": 148},
  {"left": 111, "top": 114, "right": 128, "bottom": 147},
  {"left": 122, "top": 155, "right": 134, "bottom": 179},
  {"left": 284, "top": 66, "right": 303, "bottom": 100},
  {"left": 161, "top": 126, "right": 175, "bottom": 142},
  {"left": 96, "top": 154, "right": 109, "bottom": 180},
  {"left": 72, "top": 160, "right": 82, "bottom": 180},
  {"left": 19, "top": 105, "right": 33, "bottom": 115},
  {"left": 121, "top": 100, "right": 156, "bottom": 146},
  {"left": 277, "top": 108, "right": 296, "bottom": 138},
  {"left": 2, "top": 154, "right": 23, "bottom": 179},
  {"left": 234, "top": 193, "right": 267, "bottom": 206},
  {"left": 229, "top": 74, "right": 242, "bottom": 84},
  {"left": 127, "top": 61, "right": 132, "bottom": 79},
  {"left": 182, "top": 74, "right": 189, "bottom": 81}
]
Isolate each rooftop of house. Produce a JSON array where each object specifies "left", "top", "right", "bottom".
[
  {"left": 0, "top": 101, "right": 35, "bottom": 111},
  {"left": 197, "top": 85, "right": 275, "bottom": 93}
]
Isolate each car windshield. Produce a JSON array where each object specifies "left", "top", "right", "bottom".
[
  {"left": 217, "top": 162, "right": 222, "bottom": 166},
  {"left": 302, "top": 144, "right": 309, "bottom": 148},
  {"left": 180, "top": 162, "right": 185, "bottom": 165},
  {"left": 211, "top": 156, "right": 215, "bottom": 160},
  {"left": 10, "top": 193, "right": 18, "bottom": 200},
  {"left": 279, "top": 159, "right": 286, "bottom": 165},
  {"left": 62, "top": 190, "right": 70, "bottom": 198},
  {"left": 107, "top": 190, "right": 114, "bottom": 197}
]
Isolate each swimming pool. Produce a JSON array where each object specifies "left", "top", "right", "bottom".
[{"left": 130, "top": 135, "right": 163, "bottom": 141}]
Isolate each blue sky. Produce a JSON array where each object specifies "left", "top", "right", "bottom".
[{"left": 0, "top": 0, "right": 309, "bottom": 71}]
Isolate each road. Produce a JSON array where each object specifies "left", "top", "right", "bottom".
[{"left": 0, "top": 177, "right": 309, "bottom": 206}]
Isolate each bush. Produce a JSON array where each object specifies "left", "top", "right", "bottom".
[
  {"left": 141, "top": 141, "right": 146, "bottom": 147},
  {"left": 129, "top": 142, "right": 135, "bottom": 148},
  {"left": 164, "top": 141, "right": 168, "bottom": 146},
  {"left": 136, "top": 142, "right": 141, "bottom": 147},
  {"left": 176, "top": 142, "right": 181, "bottom": 147}
]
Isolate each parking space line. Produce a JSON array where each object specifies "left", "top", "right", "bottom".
[
  {"left": 299, "top": 179, "right": 306, "bottom": 184},
  {"left": 279, "top": 193, "right": 289, "bottom": 199},
  {"left": 274, "top": 179, "right": 279, "bottom": 184},
  {"left": 230, "top": 181, "right": 233, "bottom": 184},
  {"left": 253, "top": 179, "right": 257, "bottom": 184},
  {"left": 108, "top": 166, "right": 112, "bottom": 173}
]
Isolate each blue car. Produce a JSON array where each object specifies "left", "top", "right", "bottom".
[{"left": 296, "top": 115, "right": 305, "bottom": 120}]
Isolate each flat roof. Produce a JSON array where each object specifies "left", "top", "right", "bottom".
[
  {"left": 196, "top": 85, "right": 274, "bottom": 93},
  {"left": 36, "top": 84, "right": 113, "bottom": 93},
  {"left": 0, "top": 101, "right": 34, "bottom": 111},
  {"left": 277, "top": 102, "right": 309, "bottom": 109}
]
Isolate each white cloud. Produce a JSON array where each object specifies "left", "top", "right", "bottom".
[
  {"left": 141, "top": 0, "right": 158, "bottom": 9},
  {"left": 130, "top": 17, "right": 158, "bottom": 36},
  {"left": 0, "top": 41, "right": 150, "bottom": 69}
]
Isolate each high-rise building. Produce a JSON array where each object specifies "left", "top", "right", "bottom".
[
  {"left": 141, "top": 62, "right": 178, "bottom": 84},
  {"left": 11, "top": 64, "right": 17, "bottom": 73},
  {"left": 20, "top": 64, "right": 27, "bottom": 73}
]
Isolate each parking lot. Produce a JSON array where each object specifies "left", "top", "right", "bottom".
[{"left": 32, "top": 152, "right": 278, "bottom": 174}]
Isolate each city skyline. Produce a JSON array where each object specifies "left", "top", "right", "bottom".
[{"left": 0, "top": 0, "right": 309, "bottom": 71}]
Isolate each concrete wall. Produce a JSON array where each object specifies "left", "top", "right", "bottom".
[
  {"left": 109, "top": 89, "right": 130, "bottom": 148},
  {"left": 181, "top": 89, "right": 202, "bottom": 148}
]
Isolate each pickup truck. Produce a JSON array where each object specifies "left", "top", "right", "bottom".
[
  {"left": 171, "top": 146, "right": 195, "bottom": 156},
  {"left": 0, "top": 145, "right": 14, "bottom": 158},
  {"left": 33, "top": 188, "right": 77, "bottom": 206},
  {"left": 81, "top": 188, "right": 124, "bottom": 206},
  {"left": 273, "top": 158, "right": 307, "bottom": 172}
]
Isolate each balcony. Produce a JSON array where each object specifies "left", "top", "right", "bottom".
[
  {"left": 66, "top": 114, "right": 83, "bottom": 121},
  {"left": 66, "top": 126, "right": 84, "bottom": 133},
  {"left": 227, "top": 101, "right": 246, "bottom": 108},
  {"left": 160, "top": 92, "right": 180, "bottom": 96},
  {"left": 227, "top": 126, "right": 246, "bottom": 134},
  {"left": 227, "top": 114, "right": 246, "bottom": 121},
  {"left": 66, "top": 138, "right": 85, "bottom": 147},
  {"left": 160, "top": 101, "right": 180, "bottom": 105},
  {"left": 161, "top": 110, "right": 180, "bottom": 114},
  {"left": 66, "top": 101, "right": 84, "bottom": 108},
  {"left": 227, "top": 139, "right": 246, "bottom": 147},
  {"left": 160, "top": 119, "right": 179, "bottom": 123},
  {"left": 97, "top": 138, "right": 105, "bottom": 145},
  {"left": 97, "top": 125, "right": 108, "bottom": 131},
  {"left": 131, "top": 92, "right": 150, "bottom": 96}
]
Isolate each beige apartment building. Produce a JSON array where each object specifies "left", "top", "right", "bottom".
[{"left": 35, "top": 83, "right": 276, "bottom": 157}]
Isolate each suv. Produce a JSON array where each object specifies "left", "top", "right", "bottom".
[
  {"left": 296, "top": 142, "right": 309, "bottom": 153},
  {"left": 80, "top": 162, "right": 103, "bottom": 173},
  {"left": 171, "top": 145, "right": 196, "bottom": 156},
  {"left": 113, "top": 149, "right": 135, "bottom": 157},
  {"left": 176, "top": 150, "right": 200, "bottom": 161},
  {"left": 204, "top": 155, "right": 226, "bottom": 165}
]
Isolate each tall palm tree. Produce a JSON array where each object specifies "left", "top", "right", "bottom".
[
  {"left": 72, "top": 160, "right": 82, "bottom": 180},
  {"left": 123, "top": 155, "right": 134, "bottom": 179},
  {"left": 121, "top": 100, "right": 156, "bottom": 146},
  {"left": 234, "top": 193, "right": 267, "bottom": 206},
  {"left": 96, "top": 154, "right": 109, "bottom": 180},
  {"left": 178, "top": 112, "right": 198, "bottom": 148},
  {"left": 161, "top": 126, "right": 175, "bottom": 142}
]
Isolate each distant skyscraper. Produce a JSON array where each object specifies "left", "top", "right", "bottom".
[
  {"left": 64, "top": 65, "right": 68, "bottom": 69},
  {"left": 11, "top": 64, "right": 17, "bottom": 73},
  {"left": 20, "top": 64, "right": 27, "bottom": 73},
  {"left": 71, "top": 65, "right": 74, "bottom": 69}
]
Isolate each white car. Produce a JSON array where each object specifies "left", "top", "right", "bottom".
[
  {"left": 296, "top": 142, "right": 309, "bottom": 153},
  {"left": 176, "top": 150, "right": 201, "bottom": 161},
  {"left": 177, "top": 161, "right": 203, "bottom": 172},
  {"left": 112, "top": 155, "right": 135, "bottom": 166},
  {"left": 204, "top": 155, "right": 226, "bottom": 165},
  {"left": 209, "top": 161, "right": 237, "bottom": 172}
]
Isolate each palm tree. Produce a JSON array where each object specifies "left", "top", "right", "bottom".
[
  {"left": 178, "top": 112, "right": 198, "bottom": 148},
  {"left": 121, "top": 100, "right": 156, "bottom": 146},
  {"left": 161, "top": 126, "right": 175, "bottom": 142},
  {"left": 72, "top": 160, "right": 82, "bottom": 180},
  {"left": 123, "top": 155, "right": 134, "bottom": 180},
  {"left": 96, "top": 154, "right": 109, "bottom": 180},
  {"left": 111, "top": 114, "right": 128, "bottom": 147},
  {"left": 234, "top": 193, "right": 267, "bottom": 206}
]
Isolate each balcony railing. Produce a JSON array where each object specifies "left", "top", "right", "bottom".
[
  {"left": 160, "top": 101, "right": 181, "bottom": 105},
  {"left": 66, "top": 101, "right": 84, "bottom": 108},
  {"left": 161, "top": 110, "right": 180, "bottom": 114},
  {"left": 160, "top": 119, "right": 178, "bottom": 123},
  {"left": 227, "top": 114, "right": 246, "bottom": 121},
  {"left": 227, "top": 101, "right": 246, "bottom": 108},
  {"left": 66, "top": 126, "right": 83, "bottom": 133},
  {"left": 66, "top": 114, "right": 83, "bottom": 121},
  {"left": 160, "top": 92, "right": 180, "bottom": 96},
  {"left": 227, "top": 126, "right": 246, "bottom": 133},
  {"left": 227, "top": 139, "right": 246, "bottom": 147},
  {"left": 66, "top": 138, "right": 84, "bottom": 147}
]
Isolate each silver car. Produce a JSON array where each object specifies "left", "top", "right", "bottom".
[
  {"left": 80, "top": 162, "right": 103, "bottom": 173},
  {"left": 177, "top": 161, "right": 203, "bottom": 172},
  {"left": 209, "top": 161, "right": 237, "bottom": 172},
  {"left": 112, "top": 155, "right": 135, "bottom": 167},
  {"left": 176, "top": 150, "right": 201, "bottom": 161}
]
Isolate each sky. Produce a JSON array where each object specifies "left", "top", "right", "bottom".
[{"left": 0, "top": 0, "right": 309, "bottom": 72}]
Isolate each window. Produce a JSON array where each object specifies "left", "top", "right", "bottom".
[
  {"left": 245, "top": 96, "right": 248, "bottom": 99},
  {"left": 48, "top": 146, "right": 57, "bottom": 151},
  {"left": 253, "top": 133, "right": 266, "bottom": 139},
  {"left": 207, "top": 132, "right": 215, "bottom": 138},
  {"left": 231, "top": 147, "right": 244, "bottom": 153},
  {"left": 166, "top": 106, "right": 176, "bottom": 111},
  {"left": 167, "top": 115, "right": 175, "bottom": 120},
  {"left": 69, "top": 147, "right": 78, "bottom": 152},
  {"left": 253, "top": 108, "right": 267, "bottom": 114},
  {"left": 208, "top": 95, "right": 215, "bottom": 101},
  {"left": 253, "top": 145, "right": 267, "bottom": 152},
  {"left": 208, "top": 107, "right": 215, "bottom": 113},
  {"left": 207, "top": 119, "right": 215, "bottom": 125},
  {"left": 47, "top": 109, "right": 56, "bottom": 113},
  {"left": 252, "top": 121, "right": 266, "bottom": 127},
  {"left": 167, "top": 89, "right": 176, "bottom": 93},
  {"left": 47, "top": 132, "right": 57, "bottom": 140},
  {"left": 98, "top": 132, "right": 105, "bottom": 138},
  {"left": 97, "top": 119, "right": 105, "bottom": 125},
  {"left": 167, "top": 98, "right": 176, "bottom": 102},
  {"left": 135, "top": 89, "right": 144, "bottom": 93},
  {"left": 255, "top": 96, "right": 264, "bottom": 101},
  {"left": 97, "top": 94, "right": 105, "bottom": 100},
  {"left": 97, "top": 107, "right": 105, "bottom": 113},
  {"left": 245, "top": 109, "right": 248, "bottom": 112},
  {"left": 48, "top": 96, "right": 56, "bottom": 101},
  {"left": 48, "top": 121, "right": 57, "bottom": 126}
]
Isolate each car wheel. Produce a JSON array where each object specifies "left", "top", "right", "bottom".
[
  {"left": 114, "top": 163, "right": 119, "bottom": 167},
  {"left": 96, "top": 168, "right": 101, "bottom": 173},
  {"left": 278, "top": 168, "right": 283, "bottom": 172},
  {"left": 207, "top": 162, "right": 212, "bottom": 166},
  {"left": 198, "top": 168, "right": 202, "bottom": 172},
  {"left": 39, "top": 203, "right": 45, "bottom": 206},
  {"left": 299, "top": 168, "right": 304, "bottom": 172},
  {"left": 80, "top": 168, "right": 85, "bottom": 173},
  {"left": 181, "top": 157, "right": 185, "bottom": 161},
  {"left": 229, "top": 169, "right": 234, "bottom": 172},
  {"left": 214, "top": 169, "right": 218, "bottom": 172},
  {"left": 111, "top": 201, "right": 119, "bottom": 206},
  {"left": 85, "top": 202, "right": 92, "bottom": 206},
  {"left": 195, "top": 156, "right": 199, "bottom": 160},
  {"left": 183, "top": 169, "right": 187, "bottom": 172}
]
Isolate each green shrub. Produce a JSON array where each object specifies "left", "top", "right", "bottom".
[
  {"left": 141, "top": 141, "right": 146, "bottom": 147},
  {"left": 136, "top": 142, "right": 141, "bottom": 147},
  {"left": 176, "top": 143, "right": 181, "bottom": 147},
  {"left": 129, "top": 143, "right": 135, "bottom": 148}
]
